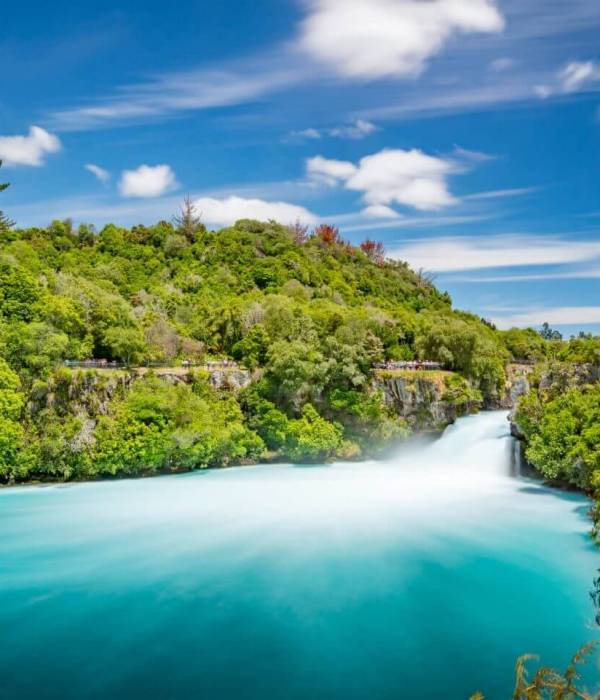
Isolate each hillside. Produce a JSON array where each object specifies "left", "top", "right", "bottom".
[{"left": 0, "top": 212, "right": 587, "bottom": 483}]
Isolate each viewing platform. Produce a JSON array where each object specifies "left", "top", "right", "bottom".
[{"left": 373, "top": 361, "right": 444, "bottom": 371}]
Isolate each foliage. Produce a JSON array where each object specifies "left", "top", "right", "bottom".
[
  {"left": 501, "top": 327, "right": 547, "bottom": 362},
  {"left": 516, "top": 384, "right": 600, "bottom": 490},
  {"left": 540, "top": 322, "right": 563, "bottom": 341},
  {"left": 442, "top": 373, "right": 482, "bottom": 410},
  {"left": 285, "top": 403, "right": 344, "bottom": 462},
  {"left": 415, "top": 313, "right": 508, "bottom": 401},
  {"left": 0, "top": 215, "right": 519, "bottom": 482},
  {"left": 360, "top": 239, "right": 385, "bottom": 265},
  {"left": 472, "top": 642, "right": 599, "bottom": 699}
]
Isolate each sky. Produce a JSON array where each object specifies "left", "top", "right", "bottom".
[{"left": 1, "top": 0, "right": 599, "bottom": 335}]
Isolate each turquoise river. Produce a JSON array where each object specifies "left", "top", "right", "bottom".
[{"left": 1, "top": 411, "right": 598, "bottom": 698}]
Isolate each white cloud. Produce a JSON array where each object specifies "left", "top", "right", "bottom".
[
  {"left": 119, "top": 164, "right": 178, "bottom": 198},
  {"left": 49, "top": 65, "right": 297, "bottom": 131},
  {"left": 559, "top": 60, "right": 600, "bottom": 92},
  {"left": 291, "top": 128, "right": 322, "bottom": 140},
  {"left": 463, "top": 186, "right": 540, "bottom": 201},
  {"left": 489, "top": 57, "right": 515, "bottom": 72},
  {"left": 388, "top": 235, "right": 600, "bottom": 272},
  {"left": 445, "top": 268, "right": 600, "bottom": 283},
  {"left": 536, "top": 60, "right": 600, "bottom": 98},
  {"left": 494, "top": 306, "right": 600, "bottom": 330},
  {"left": 307, "top": 148, "right": 457, "bottom": 211},
  {"left": 306, "top": 155, "right": 358, "bottom": 185},
  {"left": 192, "top": 196, "right": 317, "bottom": 227},
  {"left": 291, "top": 119, "right": 377, "bottom": 142},
  {"left": 0, "top": 126, "right": 61, "bottom": 166},
  {"left": 298, "top": 0, "right": 504, "bottom": 79},
  {"left": 85, "top": 163, "right": 110, "bottom": 183},
  {"left": 452, "top": 145, "right": 496, "bottom": 163},
  {"left": 329, "top": 119, "right": 377, "bottom": 139},
  {"left": 361, "top": 204, "right": 400, "bottom": 219}
]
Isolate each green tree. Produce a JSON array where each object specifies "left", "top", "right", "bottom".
[
  {"left": 286, "top": 403, "right": 343, "bottom": 462},
  {"left": 540, "top": 321, "right": 563, "bottom": 341},
  {"left": 0, "top": 359, "right": 28, "bottom": 480},
  {"left": 103, "top": 327, "right": 147, "bottom": 366}
]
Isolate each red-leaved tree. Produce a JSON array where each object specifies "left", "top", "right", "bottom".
[
  {"left": 360, "top": 239, "right": 385, "bottom": 265},
  {"left": 314, "top": 224, "right": 340, "bottom": 245}
]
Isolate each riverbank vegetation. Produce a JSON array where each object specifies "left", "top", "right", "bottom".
[
  {"left": 472, "top": 642, "right": 599, "bottom": 699},
  {"left": 515, "top": 375, "right": 600, "bottom": 539},
  {"left": 0, "top": 197, "right": 501, "bottom": 481}
]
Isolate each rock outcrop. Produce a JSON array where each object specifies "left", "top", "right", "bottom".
[
  {"left": 508, "top": 362, "right": 600, "bottom": 438},
  {"left": 374, "top": 370, "right": 480, "bottom": 431}
]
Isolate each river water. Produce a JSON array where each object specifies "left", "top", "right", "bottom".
[{"left": 0, "top": 411, "right": 598, "bottom": 699}]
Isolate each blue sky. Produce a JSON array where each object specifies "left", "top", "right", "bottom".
[{"left": 1, "top": 0, "right": 599, "bottom": 334}]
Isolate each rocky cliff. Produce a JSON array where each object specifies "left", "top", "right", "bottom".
[
  {"left": 508, "top": 362, "right": 600, "bottom": 438},
  {"left": 374, "top": 370, "right": 481, "bottom": 431}
]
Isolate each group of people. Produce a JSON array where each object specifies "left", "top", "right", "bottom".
[
  {"left": 182, "top": 360, "right": 239, "bottom": 369},
  {"left": 373, "top": 360, "right": 443, "bottom": 371},
  {"left": 64, "top": 359, "right": 122, "bottom": 368},
  {"left": 64, "top": 359, "right": 241, "bottom": 370}
]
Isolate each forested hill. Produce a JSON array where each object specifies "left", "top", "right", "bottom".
[
  {"left": 0, "top": 211, "right": 596, "bottom": 483},
  {"left": 0, "top": 217, "right": 501, "bottom": 382}
]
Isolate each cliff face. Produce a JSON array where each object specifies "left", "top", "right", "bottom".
[
  {"left": 508, "top": 362, "right": 600, "bottom": 438},
  {"left": 374, "top": 370, "right": 481, "bottom": 431},
  {"left": 27, "top": 367, "right": 254, "bottom": 454}
]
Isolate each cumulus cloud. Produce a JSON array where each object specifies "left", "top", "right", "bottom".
[
  {"left": 361, "top": 204, "right": 401, "bottom": 219},
  {"left": 298, "top": 0, "right": 504, "bottom": 79},
  {"left": 306, "top": 155, "right": 358, "bottom": 185},
  {"left": 388, "top": 234, "right": 600, "bottom": 272},
  {"left": 119, "top": 164, "right": 178, "bottom": 198},
  {"left": 192, "top": 196, "right": 317, "bottom": 227},
  {"left": 0, "top": 126, "right": 61, "bottom": 166},
  {"left": 85, "top": 163, "right": 110, "bottom": 183},
  {"left": 307, "top": 148, "right": 457, "bottom": 214}
]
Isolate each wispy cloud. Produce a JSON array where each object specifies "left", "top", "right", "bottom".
[
  {"left": 290, "top": 119, "right": 377, "bottom": 142},
  {"left": 42, "top": 0, "right": 600, "bottom": 134},
  {"left": 443, "top": 267, "right": 600, "bottom": 283},
  {"left": 388, "top": 234, "right": 600, "bottom": 272},
  {"left": 84, "top": 163, "right": 110, "bottom": 183},
  {"left": 47, "top": 63, "right": 299, "bottom": 132},
  {"left": 452, "top": 145, "right": 498, "bottom": 163},
  {"left": 535, "top": 59, "right": 600, "bottom": 98},
  {"left": 494, "top": 306, "right": 600, "bottom": 329},
  {"left": 463, "top": 186, "right": 541, "bottom": 201}
]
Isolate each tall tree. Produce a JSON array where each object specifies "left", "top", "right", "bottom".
[
  {"left": 173, "top": 196, "right": 203, "bottom": 242},
  {"left": 0, "top": 160, "right": 14, "bottom": 232}
]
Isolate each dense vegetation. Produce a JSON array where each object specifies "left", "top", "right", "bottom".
[
  {"left": 0, "top": 195, "right": 511, "bottom": 482},
  {"left": 515, "top": 367, "right": 600, "bottom": 538},
  {"left": 0, "top": 171, "right": 597, "bottom": 483}
]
